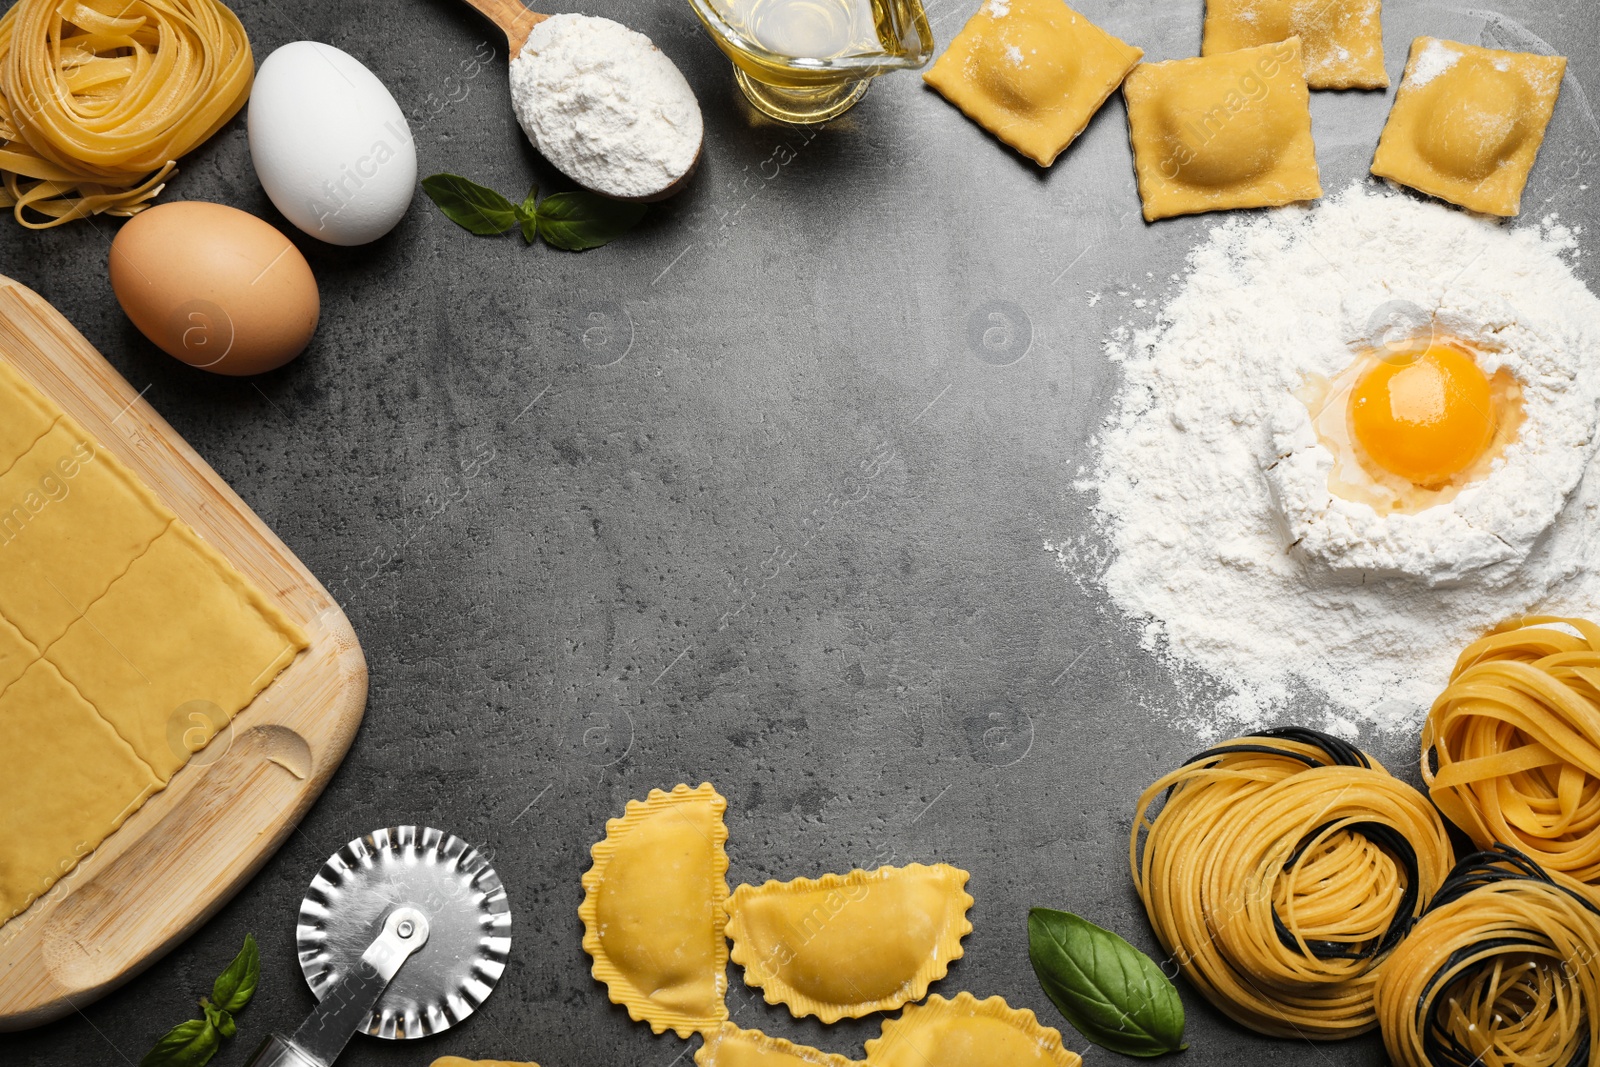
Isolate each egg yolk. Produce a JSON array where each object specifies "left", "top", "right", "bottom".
[{"left": 1348, "top": 344, "right": 1497, "bottom": 487}]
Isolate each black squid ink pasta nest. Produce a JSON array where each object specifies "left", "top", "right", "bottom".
[
  {"left": 1130, "top": 726, "right": 1456, "bottom": 1039},
  {"left": 1376, "top": 843, "right": 1600, "bottom": 1067}
]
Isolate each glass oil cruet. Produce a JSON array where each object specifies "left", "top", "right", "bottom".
[{"left": 687, "top": 0, "right": 933, "bottom": 122}]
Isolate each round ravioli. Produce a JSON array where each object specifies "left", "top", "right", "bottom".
[
  {"left": 579, "top": 783, "right": 731, "bottom": 1037},
  {"left": 864, "top": 993, "right": 1082, "bottom": 1067},
  {"left": 696, "top": 1024, "right": 862, "bottom": 1067},
  {"left": 727, "top": 864, "right": 973, "bottom": 1022}
]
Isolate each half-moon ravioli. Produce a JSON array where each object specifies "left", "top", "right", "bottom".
[
  {"left": 864, "top": 992, "right": 1082, "bottom": 1067},
  {"left": 579, "top": 782, "right": 730, "bottom": 1037},
  {"left": 696, "top": 1024, "right": 862, "bottom": 1067},
  {"left": 727, "top": 864, "right": 973, "bottom": 1022}
]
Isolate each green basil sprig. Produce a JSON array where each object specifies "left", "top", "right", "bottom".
[
  {"left": 1027, "top": 908, "right": 1187, "bottom": 1058},
  {"left": 140, "top": 934, "right": 260, "bottom": 1067},
  {"left": 422, "top": 173, "right": 645, "bottom": 251}
]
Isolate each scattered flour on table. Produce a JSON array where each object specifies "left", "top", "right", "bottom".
[
  {"left": 1062, "top": 185, "right": 1600, "bottom": 739},
  {"left": 509, "top": 14, "right": 702, "bottom": 200}
]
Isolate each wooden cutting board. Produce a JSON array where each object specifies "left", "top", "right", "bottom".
[{"left": 0, "top": 274, "right": 367, "bottom": 1030}]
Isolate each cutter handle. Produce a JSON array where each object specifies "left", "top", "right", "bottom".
[{"left": 243, "top": 1034, "right": 323, "bottom": 1067}]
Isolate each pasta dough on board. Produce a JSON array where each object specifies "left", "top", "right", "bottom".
[
  {"left": 47, "top": 521, "right": 306, "bottom": 780},
  {"left": 0, "top": 659, "right": 161, "bottom": 920},
  {"left": 0, "top": 355, "right": 307, "bottom": 929}
]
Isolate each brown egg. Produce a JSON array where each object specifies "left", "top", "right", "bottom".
[{"left": 109, "top": 201, "right": 319, "bottom": 376}]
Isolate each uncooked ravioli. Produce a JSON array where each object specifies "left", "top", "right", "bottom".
[
  {"left": 864, "top": 992, "right": 1082, "bottom": 1067},
  {"left": 696, "top": 1024, "right": 861, "bottom": 1067},
  {"left": 727, "top": 864, "right": 973, "bottom": 1022},
  {"left": 0, "top": 659, "right": 161, "bottom": 921},
  {"left": 579, "top": 782, "right": 730, "bottom": 1037}
]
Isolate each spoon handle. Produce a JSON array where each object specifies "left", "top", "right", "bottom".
[{"left": 458, "top": 0, "right": 548, "bottom": 54}]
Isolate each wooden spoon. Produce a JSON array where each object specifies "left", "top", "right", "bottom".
[
  {"left": 456, "top": 0, "right": 702, "bottom": 202},
  {"left": 460, "top": 0, "right": 547, "bottom": 53}
]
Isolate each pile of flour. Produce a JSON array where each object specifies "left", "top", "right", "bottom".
[
  {"left": 509, "top": 15, "right": 702, "bottom": 200},
  {"left": 1068, "top": 185, "right": 1600, "bottom": 737}
]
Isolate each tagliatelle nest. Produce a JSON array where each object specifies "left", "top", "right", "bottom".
[
  {"left": 1131, "top": 726, "right": 1456, "bottom": 1039},
  {"left": 0, "top": 0, "right": 252, "bottom": 228}
]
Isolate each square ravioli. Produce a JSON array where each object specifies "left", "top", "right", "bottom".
[
  {"left": 0, "top": 419, "right": 173, "bottom": 649},
  {"left": 0, "top": 611, "right": 39, "bottom": 693},
  {"left": 0, "top": 358, "right": 60, "bottom": 468},
  {"left": 924, "top": 0, "right": 1142, "bottom": 167},
  {"left": 0, "top": 659, "right": 161, "bottom": 922},
  {"left": 1202, "top": 0, "right": 1386, "bottom": 89},
  {"left": 46, "top": 521, "right": 307, "bottom": 781},
  {"left": 1124, "top": 37, "right": 1322, "bottom": 221},
  {"left": 1371, "top": 37, "right": 1566, "bottom": 217}
]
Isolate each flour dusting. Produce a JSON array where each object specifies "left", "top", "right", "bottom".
[{"left": 1068, "top": 185, "right": 1600, "bottom": 739}]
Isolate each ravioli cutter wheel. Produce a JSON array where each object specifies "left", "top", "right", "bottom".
[{"left": 244, "top": 826, "right": 511, "bottom": 1067}]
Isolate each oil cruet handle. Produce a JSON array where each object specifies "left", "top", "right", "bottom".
[{"left": 242, "top": 907, "right": 431, "bottom": 1067}]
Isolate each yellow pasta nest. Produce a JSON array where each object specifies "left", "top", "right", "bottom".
[
  {"left": 696, "top": 1023, "right": 861, "bottom": 1067},
  {"left": 1131, "top": 727, "right": 1455, "bottom": 1038},
  {"left": 727, "top": 863, "right": 973, "bottom": 1023},
  {"left": 579, "top": 783, "right": 730, "bottom": 1038},
  {"left": 863, "top": 991, "right": 1081, "bottom": 1067},
  {"left": 1375, "top": 845, "right": 1600, "bottom": 1067},
  {"left": 1424, "top": 616, "right": 1600, "bottom": 884},
  {"left": 0, "top": 0, "right": 253, "bottom": 228}
]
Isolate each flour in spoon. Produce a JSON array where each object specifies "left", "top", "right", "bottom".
[
  {"left": 509, "top": 14, "right": 702, "bottom": 199},
  {"left": 1063, "top": 185, "right": 1600, "bottom": 738}
]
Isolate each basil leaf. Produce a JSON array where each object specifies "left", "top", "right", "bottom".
[
  {"left": 1027, "top": 907, "right": 1187, "bottom": 1057},
  {"left": 200, "top": 1001, "right": 235, "bottom": 1039},
  {"left": 534, "top": 191, "right": 646, "bottom": 251},
  {"left": 210, "top": 933, "right": 259, "bottom": 1014},
  {"left": 422, "top": 173, "right": 517, "bottom": 235},
  {"left": 139, "top": 1018, "right": 220, "bottom": 1067},
  {"left": 516, "top": 185, "right": 539, "bottom": 245}
]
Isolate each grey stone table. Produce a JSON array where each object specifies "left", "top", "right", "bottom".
[{"left": 3, "top": 0, "right": 1597, "bottom": 1064}]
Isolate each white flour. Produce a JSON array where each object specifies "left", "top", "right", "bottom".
[
  {"left": 1067, "top": 186, "right": 1600, "bottom": 738},
  {"left": 509, "top": 15, "right": 702, "bottom": 200},
  {"left": 1407, "top": 38, "right": 1461, "bottom": 86}
]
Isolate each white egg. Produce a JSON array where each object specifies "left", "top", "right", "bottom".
[{"left": 248, "top": 42, "right": 417, "bottom": 246}]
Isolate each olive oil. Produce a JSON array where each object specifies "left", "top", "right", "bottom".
[
  {"left": 688, "top": 0, "right": 932, "bottom": 122},
  {"left": 717, "top": 0, "right": 885, "bottom": 60}
]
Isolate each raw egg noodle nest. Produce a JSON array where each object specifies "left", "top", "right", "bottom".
[
  {"left": 1130, "top": 727, "right": 1456, "bottom": 1039},
  {"left": 1375, "top": 844, "right": 1600, "bottom": 1067},
  {"left": 1264, "top": 280, "right": 1600, "bottom": 588},
  {"left": 1425, "top": 616, "right": 1600, "bottom": 884},
  {"left": 0, "top": 0, "right": 252, "bottom": 228}
]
